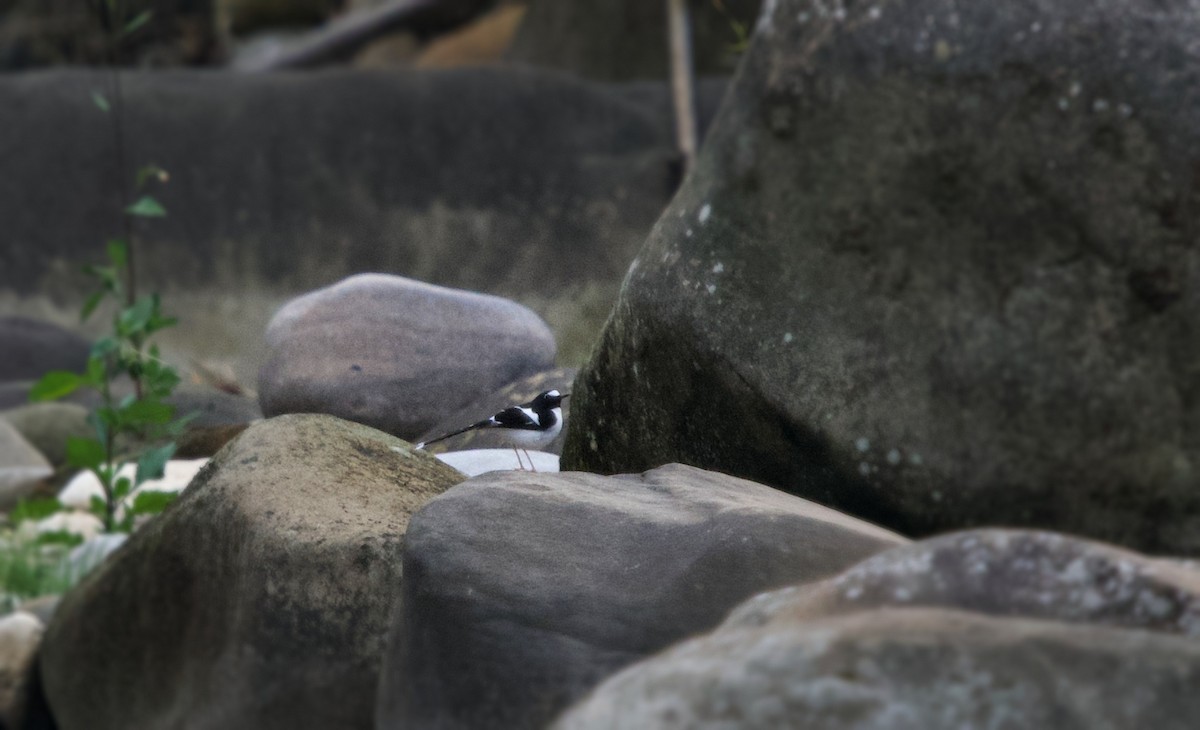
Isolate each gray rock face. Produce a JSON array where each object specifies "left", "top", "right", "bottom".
[
  {"left": 555, "top": 608, "right": 1200, "bottom": 730},
  {"left": 376, "top": 463, "right": 905, "bottom": 730},
  {"left": 735, "top": 529, "right": 1200, "bottom": 633},
  {"left": 0, "top": 317, "right": 89, "bottom": 383},
  {"left": 563, "top": 0, "right": 1200, "bottom": 553},
  {"left": 415, "top": 367, "right": 575, "bottom": 454},
  {"left": 0, "top": 402, "right": 92, "bottom": 471},
  {"left": 557, "top": 529, "right": 1200, "bottom": 729},
  {"left": 258, "top": 274, "right": 556, "bottom": 440},
  {"left": 37, "top": 414, "right": 465, "bottom": 730},
  {"left": 0, "top": 418, "right": 52, "bottom": 509}
]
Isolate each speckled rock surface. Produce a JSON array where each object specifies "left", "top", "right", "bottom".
[
  {"left": 563, "top": 0, "right": 1200, "bottom": 553},
  {"left": 376, "top": 464, "right": 905, "bottom": 730},
  {"left": 0, "top": 612, "right": 43, "bottom": 729},
  {"left": 734, "top": 529, "right": 1200, "bottom": 634},
  {"left": 556, "top": 529, "right": 1200, "bottom": 729},
  {"left": 258, "top": 274, "right": 556, "bottom": 441},
  {"left": 555, "top": 608, "right": 1200, "bottom": 730},
  {"left": 37, "top": 414, "right": 465, "bottom": 730}
]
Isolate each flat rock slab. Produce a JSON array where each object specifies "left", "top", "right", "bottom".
[
  {"left": 258, "top": 273, "right": 556, "bottom": 440},
  {"left": 37, "top": 414, "right": 465, "bottom": 730},
  {"left": 377, "top": 463, "right": 905, "bottom": 730},
  {"left": 434, "top": 448, "right": 559, "bottom": 475}
]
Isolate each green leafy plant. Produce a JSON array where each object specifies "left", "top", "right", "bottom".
[{"left": 28, "top": 167, "right": 187, "bottom": 532}]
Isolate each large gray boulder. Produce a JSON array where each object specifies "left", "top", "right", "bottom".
[
  {"left": 376, "top": 463, "right": 905, "bottom": 730},
  {"left": 557, "top": 529, "right": 1200, "bottom": 729},
  {"left": 258, "top": 274, "right": 556, "bottom": 440},
  {"left": 563, "top": 0, "right": 1200, "bottom": 553},
  {"left": 37, "top": 414, "right": 465, "bottom": 730},
  {"left": 556, "top": 608, "right": 1200, "bottom": 730}
]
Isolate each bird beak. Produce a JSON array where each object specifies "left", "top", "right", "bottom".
[{"left": 562, "top": 393, "right": 571, "bottom": 399}]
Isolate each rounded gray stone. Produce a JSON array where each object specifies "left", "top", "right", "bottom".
[{"left": 258, "top": 274, "right": 556, "bottom": 440}]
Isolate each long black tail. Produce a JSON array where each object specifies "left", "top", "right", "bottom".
[{"left": 415, "top": 418, "right": 493, "bottom": 449}]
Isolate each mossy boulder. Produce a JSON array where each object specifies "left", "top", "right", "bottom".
[{"left": 38, "top": 414, "right": 463, "bottom": 730}]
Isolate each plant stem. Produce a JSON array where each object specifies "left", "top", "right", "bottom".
[
  {"left": 97, "top": 0, "right": 145, "bottom": 401},
  {"left": 99, "top": 375, "right": 117, "bottom": 532}
]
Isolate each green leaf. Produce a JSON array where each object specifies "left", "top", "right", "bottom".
[
  {"left": 29, "top": 371, "right": 82, "bottom": 401},
  {"left": 91, "top": 90, "right": 110, "bottom": 112},
  {"left": 113, "top": 476, "right": 133, "bottom": 502},
  {"left": 135, "top": 442, "right": 175, "bottom": 486},
  {"left": 125, "top": 195, "right": 166, "bottom": 218},
  {"left": 66, "top": 436, "right": 106, "bottom": 470},
  {"left": 88, "top": 495, "right": 108, "bottom": 520},
  {"left": 121, "top": 398, "right": 175, "bottom": 425},
  {"left": 130, "top": 490, "right": 177, "bottom": 517},
  {"left": 9, "top": 497, "right": 63, "bottom": 524},
  {"left": 118, "top": 296, "right": 155, "bottom": 334},
  {"left": 122, "top": 9, "right": 153, "bottom": 35},
  {"left": 106, "top": 239, "right": 128, "bottom": 267},
  {"left": 90, "top": 336, "right": 119, "bottom": 361},
  {"left": 80, "top": 290, "right": 105, "bottom": 321},
  {"left": 34, "top": 531, "right": 84, "bottom": 548},
  {"left": 86, "top": 355, "right": 107, "bottom": 387},
  {"left": 164, "top": 410, "right": 200, "bottom": 437}
]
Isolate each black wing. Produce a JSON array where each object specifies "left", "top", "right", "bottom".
[{"left": 492, "top": 406, "right": 542, "bottom": 431}]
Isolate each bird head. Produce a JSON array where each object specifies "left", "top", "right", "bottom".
[{"left": 534, "top": 389, "right": 568, "bottom": 409}]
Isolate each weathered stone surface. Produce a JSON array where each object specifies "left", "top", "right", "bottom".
[
  {"left": 0, "top": 419, "right": 52, "bottom": 510},
  {"left": 0, "top": 402, "right": 92, "bottom": 471},
  {"left": 563, "top": 0, "right": 1200, "bottom": 553},
  {"left": 508, "top": 0, "right": 760, "bottom": 80},
  {"left": 0, "top": 318, "right": 89, "bottom": 383},
  {"left": 735, "top": 529, "right": 1200, "bottom": 634},
  {"left": 38, "top": 414, "right": 464, "bottom": 730},
  {"left": 556, "top": 608, "right": 1200, "bottom": 730},
  {"left": 258, "top": 274, "right": 556, "bottom": 440},
  {"left": 0, "top": 612, "right": 43, "bottom": 729},
  {"left": 558, "top": 529, "right": 1200, "bottom": 728},
  {"left": 377, "top": 463, "right": 905, "bottom": 730},
  {"left": 415, "top": 367, "right": 575, "bottom": 454}
]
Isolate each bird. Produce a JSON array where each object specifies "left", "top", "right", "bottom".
[{"left": 415, "top": 389, "right": 568, "bottom": 470}]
